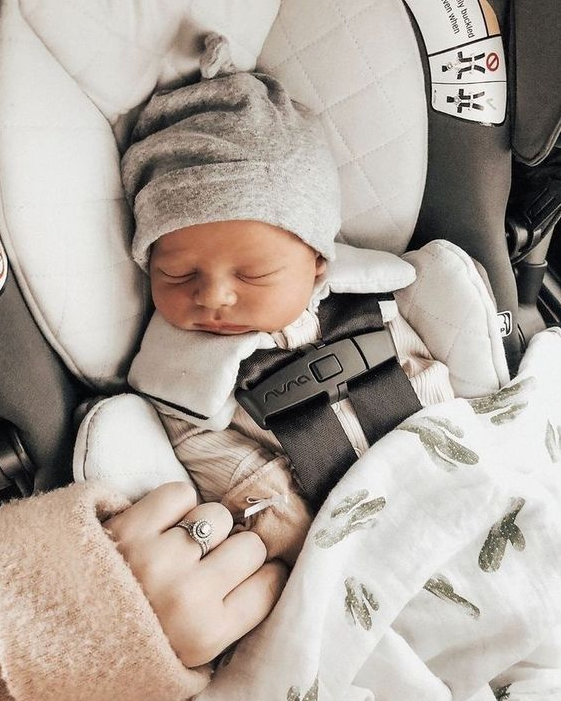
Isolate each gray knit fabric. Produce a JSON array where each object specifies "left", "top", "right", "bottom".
[{"left": 122, "top": 34, "right": 341, "bottom": 271}]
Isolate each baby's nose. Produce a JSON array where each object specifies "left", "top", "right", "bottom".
[{"left": 194, "top": 279, "right": 237, "bottom": 308}]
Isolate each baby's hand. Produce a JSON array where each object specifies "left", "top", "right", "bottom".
[
  {"left": 222, "top": 457, "right": 313, "bottom": 566},
  {"left": 105, "top": 482, "right": 288, "bottom": 667}
]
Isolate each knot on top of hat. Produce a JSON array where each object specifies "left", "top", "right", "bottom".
[{"left": 200, "top": 33, "right": 236, "bottom": 79}]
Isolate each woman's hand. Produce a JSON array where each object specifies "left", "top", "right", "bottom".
[{"left": 104, "top": 482, "right": 288, "bottom": 667}]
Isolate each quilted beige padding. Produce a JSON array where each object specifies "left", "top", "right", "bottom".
[
  {"left": 0, "top": 0, "right": 148, "bottom": 390},
  {"left": 0, "top": 0, "right": 278, "bottom": 389},
  {"left": 18, "top": 0, "right": 281, "bottom": 126},
  {"left": 259, "top": 0, "right": 427, "bottom": 255},
  {"left": 396, "top": 240, "right": 510, "bottom": 398}
]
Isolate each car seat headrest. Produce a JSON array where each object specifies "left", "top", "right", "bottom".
[
  {"left": 259, "top": 0, "right": 427, "bottom": 256},
  {"left": 0, "top": 0, "right": 426, "bottom": 390}
]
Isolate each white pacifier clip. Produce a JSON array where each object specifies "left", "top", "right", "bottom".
[{"left": 243, "top": 494, "right": 289, "bottom": 518}]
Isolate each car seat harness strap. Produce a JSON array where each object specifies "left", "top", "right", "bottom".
[{"left": 236, "top": 293, "right": 422, "bottom": 508}]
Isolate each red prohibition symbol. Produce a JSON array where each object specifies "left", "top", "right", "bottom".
[{"left": 486, "top": 52, "right": 499, "bottom": 71}]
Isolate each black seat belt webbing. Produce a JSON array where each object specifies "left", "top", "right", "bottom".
[
  {"left": 267, "top": 395, "right": 359, "bottom": 511},
  {"left": 348, "top": 359, "right": 421, "bottom": 445},
  {"left": 318, "top": 291, "right": 389, "bottom": 340},
  {"left": 236, "top": 293, "right": 422, "bottom": 507},
  {"left": 238, "top": 342, "right": 359, "bottom": 508},
  {"left": 318, "top": 293, "right": 422, "bottom": 443}
]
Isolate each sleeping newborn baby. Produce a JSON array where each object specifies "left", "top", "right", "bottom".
[{"left": 121, "top": 34, "right": 455, "bottom": 565}]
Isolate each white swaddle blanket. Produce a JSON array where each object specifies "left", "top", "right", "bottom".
[{"left": 196, "top": 327, "right": 561, "bottom": 701}]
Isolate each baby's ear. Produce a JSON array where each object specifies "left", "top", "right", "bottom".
[{"left": 315, "top": 255, "right": 327, "bottom": 277}]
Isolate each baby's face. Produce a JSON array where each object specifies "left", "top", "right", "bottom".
[{"left": 150, "top": 220, "right": 326, "bottom": 334}]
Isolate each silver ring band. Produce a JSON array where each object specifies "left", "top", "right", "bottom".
[{"left": 175, "top": 518, "right": 214, "bottom": 557}]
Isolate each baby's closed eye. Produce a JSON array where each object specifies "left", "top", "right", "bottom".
[
  {"left": 237, "top": 267, "right": 286, "bottom": 281},
  {"left": 158, "top": 268, "right": 198, "bottom": 283}
]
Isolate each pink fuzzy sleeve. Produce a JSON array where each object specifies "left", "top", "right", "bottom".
[
  {"left": 0, "top": 483, "right": 211, "bottom": 701},
  {"left": 0, "top": 677, "right": 14, "bottom": 701}
]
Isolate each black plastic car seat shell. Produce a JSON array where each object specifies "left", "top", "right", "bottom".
[
  {"left": 0, "top": 240, "right": 78, "bottom": 496},
  {"left": 511, "top": 0, "right": 561, "bottom": 167},
  {"left": 405, "top": 0, "right": 521, "bottom": 376}
]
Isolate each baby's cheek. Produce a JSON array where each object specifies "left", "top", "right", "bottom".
[
  {"left": 266, "top": 291, "right": 308, "bottom": 329},
  {"left": 153, "top": 287, "right": 190, "bottom": 327}
]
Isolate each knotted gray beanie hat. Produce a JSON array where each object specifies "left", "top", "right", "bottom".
[{"left": 122, "top": 33, "right": 341, "bottom": 272}]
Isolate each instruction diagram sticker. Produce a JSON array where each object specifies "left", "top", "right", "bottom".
[
  {"left": 404, "top": 0, "right": 490, "bottom": 54},
  {"left": 432, "top": 78, "right": 506, "bottom": 122},
  {"left": 403, "top": 0, "right": 507, "bottom": 125},
  {"left": 430, "top": 36, "right": 506, "bottom": 84}
]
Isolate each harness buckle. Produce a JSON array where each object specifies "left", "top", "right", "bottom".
[{"left": 235, "top": 329, "right": 396, "bottom": 429}]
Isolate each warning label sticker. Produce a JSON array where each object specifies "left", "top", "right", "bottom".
[
  {"left": 430, "top": 36, "right": 506, "bottom": 85},
  {"left": 403, "top": 0, "right": 506, "bottom": 124},
  {"left": 432, "top": 80, "right": 506, "bottom": 122},
  {"left": 404, "top": 0, "right": 489, "bottom": 54}
]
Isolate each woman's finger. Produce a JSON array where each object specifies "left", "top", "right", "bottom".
[
  {"left": 220, "top": 560, "right": 288, "bottom": 646},
  {"left": 167, "top": 501, "right": 234, "bottom": 560},
  {"left": 200, "top": 530, "right": 267, "bottom": 594},
  {"left": 106, "top": 482, "right": 199, "bottom": 540}
]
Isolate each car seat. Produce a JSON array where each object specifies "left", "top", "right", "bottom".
[{"left": 0, "top": 0, "right": 559, "bottom": 504}]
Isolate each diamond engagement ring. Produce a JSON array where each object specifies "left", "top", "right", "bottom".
[{"left": 175, "top": 518, "right": 214, "bottom": 557}]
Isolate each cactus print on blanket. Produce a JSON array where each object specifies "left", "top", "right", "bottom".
[
  {"left": 545, "top": 420, "right": 561, "bottom": 462},
  {"left": 314, "top": 490, "right": 386, "bottom": 548},
  {"left": 344, "top": 577, "right": 379, "bottom": 630},
  {"left": 399, "top": 416, "right": 479, "bottom": 471},
  {"left": 424, "top": 574, "right": 480, "bottom": 619},
  {"left": 287, "top": 675, "right": 318, "bottom": 701},
  {"left": 479, "top": 498, "right": 526, "bottom": 572},
  {"left": 469, "top": 377, "right": 536, "bottom": 425}
]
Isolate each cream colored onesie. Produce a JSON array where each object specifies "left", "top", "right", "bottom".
[{"left": 156, "top": 304, "right": 454, "bottom": 564}]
